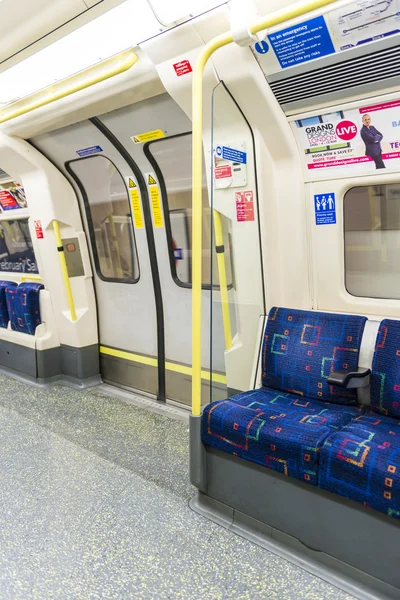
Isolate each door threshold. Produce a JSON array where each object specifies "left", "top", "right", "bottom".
[{"left": 97, "top": 383, "right": 189, "bottom": 423}]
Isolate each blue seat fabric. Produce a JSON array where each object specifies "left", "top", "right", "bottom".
[
  {"left": 6, "top": 282, "right": 44, "bottom": 335},
  {"left": 263, "top": 307, "right": 367, "bottom": 405},
  {"left": 370, "top": 319, "right": 400, "bottom": 419},
  {"left": 202, "top": 387, "right": 361, "bottom": 485},
  {"left": 202, "top": 307, "right": 367, "bottom": 485},
  {"left": 0, "top": 280, "right": 17, "bottom": 328},
  {"left": 319, "top": 413, "right": 400, "bottom": 519}
]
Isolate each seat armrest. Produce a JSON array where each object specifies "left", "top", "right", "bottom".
[{"left": 327, "top": 368, "right": 371, "bottom": 389}]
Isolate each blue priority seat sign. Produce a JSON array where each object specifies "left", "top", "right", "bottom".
[{"left": 314, "top": 193, "right": 336, "bottom": 225}]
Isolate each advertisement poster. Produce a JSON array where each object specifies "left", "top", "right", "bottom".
[
  {"left": 0, "top": 183, "right": 27, "bottom": 211},
  {"left": 293, "top": 98, "right": 400, "bottom": 172},
  {"left": 0, "top": 220, "right": 38, "bottom": 274}
]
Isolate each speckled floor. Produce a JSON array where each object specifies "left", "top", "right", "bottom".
[{"left": 0, "top": 374, "right": 358, "bottom": 600}]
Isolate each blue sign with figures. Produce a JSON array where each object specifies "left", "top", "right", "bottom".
[
  {"left": 254, "top": 40, "right": 269, "bottom": 54},
  {"left": 76, "top": 145, "right": 103, "bottom": 157},
  {"left": 268, "top": 16, "right": 335, "bottom": 69},
  {"left": 221, "top": 146, "right": 247, "bottom": 164},
  {"left": 314, "top": 193, "right": 336, "bottom": 225},
  {"left": 174, "top": 248, "right": 183, "bottom": 260}
]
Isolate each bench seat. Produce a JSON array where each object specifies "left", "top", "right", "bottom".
[
  {"left": 320, "top": 412, "right": 400, "bottom": 519},
  {"left": 202, "top": 388, "right": 361, "bottom": 484}
]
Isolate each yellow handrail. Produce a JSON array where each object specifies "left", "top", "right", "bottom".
[
  {"left": 213, "top": 210, "right": 232, "bottom": 351},
  {"left": 192, "top": 0, "right": 342, "bottom": 416},
  {"left": 53, "top": 220, "right": 77, "bottom": 322},
  {"left": 0, "top": 49, "right": 138, "bottom": 124}
]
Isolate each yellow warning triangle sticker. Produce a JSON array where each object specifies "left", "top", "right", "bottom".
[
  {"left": 129, "top": 178, "right": 137, "bottom": 188},
  {"left": 148, "top": 174, "right": 157, "bottom": 185},
  {"left": 133, "top": 137, "right": 141, "bottom": 143}
]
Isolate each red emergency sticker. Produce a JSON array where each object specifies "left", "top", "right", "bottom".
[
  {"left": 215, "top": 165, "right": 233, "bottom": 180},
  {"left": 34, "top": 220, "right": 44, "bottom": 239},
  {"left": 236, "top": 191, "right": 255, "bottom": 222},
  {"left": 173, "top": 60, "right": 192, "bottom": 76}
]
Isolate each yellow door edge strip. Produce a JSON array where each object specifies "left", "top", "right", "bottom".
[
  {"left": 191, "top": 0, "right": 341, "bottom": 416},
  {"left": 99, "top": 345, "right": 227, "bottom": 385},
  {"left": 0, "top": 49, "right": 138, "bottom": 125}
]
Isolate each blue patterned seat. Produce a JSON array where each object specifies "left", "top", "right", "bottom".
[
  {"left": 6, "top": 282, "right": 44, "bottom": 335},
  {"left": 202, "top": 307, "right": 367, "bottom": 485},
  {"left": 319, "top": 319, "right": 400, "bottom": 518},
  {"left": 0, "top": 280, "right": 17, "bottom": 328},
  {"left": 370, "top": 319, "right": 400, "bottom": 419},
  {"left": 319, "top": 414, "right": 400, "bottom": 519}
]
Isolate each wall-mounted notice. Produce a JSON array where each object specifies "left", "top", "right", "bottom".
[
  {"left": 267, "top": 15, "right": 335, "bottom": 68},
  {"left": 329, "top": 0, "right": 400, "bottom": 50},
  {"left": 236, "top": 191, "right": 255, "bottom": 222},
  {"left": 254, "top": 1, "right": 400, "bottom": 74},
  {"left": 314, "top": 193, "right": 336, "bottom": 225},
  {"left": 293, "top": 97, "right": 400, "bottom": 173}
]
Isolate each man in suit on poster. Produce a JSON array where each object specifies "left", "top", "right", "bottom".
[{"left": 360, "top": 113, "right": 385, "bottom": 169}]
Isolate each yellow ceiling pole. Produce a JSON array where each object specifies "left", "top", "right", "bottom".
[
  {"left": 0, "top": 49, "right": 138, "bottom": 125},
  {"left": 192, "top": 0, "right": 341, "bottom": 417}
]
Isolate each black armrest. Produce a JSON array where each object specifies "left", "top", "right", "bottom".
[{"left": 327, "top": 368, "right": 371, "bottom": 389}]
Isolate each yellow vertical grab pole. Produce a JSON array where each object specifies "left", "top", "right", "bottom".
[
  {"left": 53, "top": 220, "right": 77, "bottom": 322},
  {"left": 192, "top": 0, "right": 342, "bottom": 417},
  {"left": 213, "top": 210, "right": 232, "bottom": 351}
]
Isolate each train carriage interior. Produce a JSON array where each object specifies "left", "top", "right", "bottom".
[{"left": 1, "top": 0, "right": 400, "bottom": 598}]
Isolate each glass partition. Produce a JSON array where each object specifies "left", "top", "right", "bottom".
[{"left": 209, "top": 82, "right": 265, "bottom": 404}]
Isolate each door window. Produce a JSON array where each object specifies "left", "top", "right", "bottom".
[
  {"left": 68, "top": 156, "right": 139, "bottom": 283},
  {"left": 145, "top": 133, "right": 233, "bottom": 288}
]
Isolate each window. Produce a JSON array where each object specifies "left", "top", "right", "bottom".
[
  {"left": 344, "top": 184, "right": 400, "bottom": 299},
  {"left": 0, "top": 219, "right": 38, "bottom": 274},
  {"left": 145, "top": 133, "right": 233, "bottom": 288},
  {"left": 68, "top": 156, "right": 139, "bottom": 283}
]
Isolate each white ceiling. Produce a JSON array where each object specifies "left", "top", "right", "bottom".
[{"left": 0, "top": 0, "right": 127, "bottom": 70}]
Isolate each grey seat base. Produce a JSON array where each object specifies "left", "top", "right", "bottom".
[{"left": 190, "top": 417, "right": 400, "bottom": 600}]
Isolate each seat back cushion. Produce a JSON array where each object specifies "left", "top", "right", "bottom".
[
  {"left": 371, "top": 319, "right": 400, "bottom": 419},
  {"left": 0, "top": 280, "right": 17, "bottom": 328},
  {"left": 6, "top": 282, "right": 44, "bottom": 335},
  {"left": 262, "top": 307, "right": 367, "bottom": 405}
]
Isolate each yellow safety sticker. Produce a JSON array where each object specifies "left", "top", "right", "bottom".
[
  {"left": 146, "top": 172, "right": 163, "bottom": 228},
  {"left": 131, "top": 129, "right": 165, "bottom": 144},
  {"left": 126, "top": 177, "right": 143, "bottom": 229}
]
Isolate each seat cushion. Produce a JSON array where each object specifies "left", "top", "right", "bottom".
[
  {"left": 202, "top": 388, "right": 361, "bottom": 485},
  {"left": 319, "top": 413, "right": 400, "bottom": 519},
  {"left": 0, "top": 280, "right": 17, "bottom": 328},
  {"left": 371, "top": 319, "right": 400, "bottom": 419},
  {"left": 6, "top": 282, "right": 44, "bottom": 335},
  {"left": 263, "top": 307, "right": 367, "bottom": 405}
]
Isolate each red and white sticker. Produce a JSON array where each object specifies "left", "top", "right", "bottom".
[
  {"left": 236, "top": 191, "right": 255, "bottom": 222},
  {"left": 215, "top": 165, "right": 232, "bottom": 180},
  {"left": 173, "top": 60, "right": 192, "bottom": 76},
  {"left": 34, "top": 220, "right": 44, "bottom": 239}
]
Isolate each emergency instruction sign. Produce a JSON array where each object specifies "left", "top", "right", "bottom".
[
  {"left": 268, "top": 15, "right": 335, "bottom": 68},
  {"left": 314, "top": 193, "right": 336, "bottom": 225}
]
